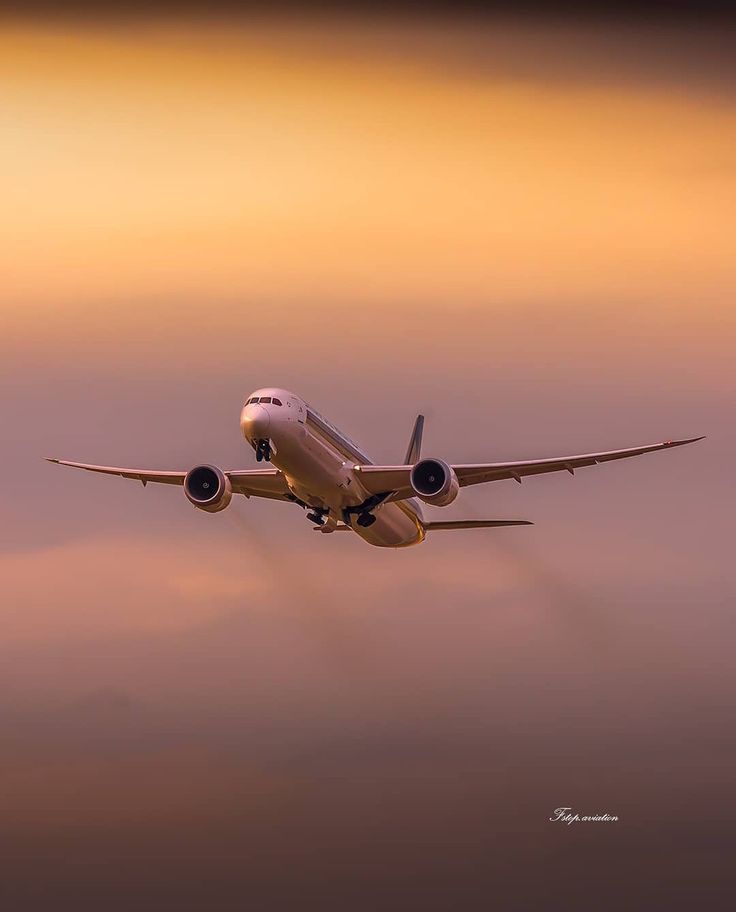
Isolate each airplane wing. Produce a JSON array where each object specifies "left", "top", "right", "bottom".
[
  {"left": 353, "top": 436, "right": 704, "bottom": 501},
  {"left": 45, "top": 459, "right": 291, "bottom": 501},
  {"left": 227, "top": 469, "right": 292, "bottom": 500}
]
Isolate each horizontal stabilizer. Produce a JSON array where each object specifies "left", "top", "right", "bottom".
[{"left": 423, "top": 519, "right": 533, "bottom": 531}]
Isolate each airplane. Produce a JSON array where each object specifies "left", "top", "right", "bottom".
[{"left": 46, "top": 387, "right": 703, "bottom": 549}]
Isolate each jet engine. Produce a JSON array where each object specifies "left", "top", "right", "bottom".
[
  {"left": 184, "top": 464, "right": 233, "bottom": 513},
  {"left": 409, "top": 458, "right": 459, "bottom": 506}
]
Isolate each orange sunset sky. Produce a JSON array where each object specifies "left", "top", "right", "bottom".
[{"left": 1, "top": 10, "right": 735, "bottom": 909}]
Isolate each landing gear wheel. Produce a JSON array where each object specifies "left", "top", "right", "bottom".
[
  {"left": 356, "top": 512, "right": 377, "bottom": 528},
  {"left": 306, "top": 511, "right": 326, "bottom": 526},
  {"left": 256, "top": 439, "right": 271, "bottom": 462}
]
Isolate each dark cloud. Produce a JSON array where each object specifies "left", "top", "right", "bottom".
[{"left": 2, "top": 1, "right": 736, "bottom": 20}]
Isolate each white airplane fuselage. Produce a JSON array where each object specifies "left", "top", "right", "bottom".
[{"left": 241, "top": 388, "right": 425, "bottom": 548}]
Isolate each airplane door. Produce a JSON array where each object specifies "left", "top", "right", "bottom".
[{"left": 287, "top": 397, "right": 305, "bottom": 423}]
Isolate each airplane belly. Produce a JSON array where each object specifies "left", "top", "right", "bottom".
[
  {"left": 272, "top": 424, "right": 348, "bottom": 504},
  {"left": 268, "top": 418, "right": 424, "bottom": 546},
  {"left": 350, "top": 502, "right": 424, "bottom": 548}
]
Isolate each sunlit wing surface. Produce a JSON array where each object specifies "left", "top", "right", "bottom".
[
  {"left": 45, "top": 459, "right": 291, "bottom": 500},
  {"left": 226, "top": 469, "right": 292, "bottom": 500},
  {"left": 423, "top": 519, "right": 533, "bottom": 530},
  {"left": 44, "top": 458, "right": 186, "bottom": 485},
  {"left": 353, "top": 436, "right": 705, "bottom": 501}
]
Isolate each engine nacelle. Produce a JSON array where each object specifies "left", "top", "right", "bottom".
[
  {"left": 184, "top": 464, "right": 233, "bottom": 513},
  {"left": 409, "top": 458, "right": 459, "bottom": 507}
]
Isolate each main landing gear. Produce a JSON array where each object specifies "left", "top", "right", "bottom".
[
  {"left": 340, "top": 508, "right": 377, "bottom": 528},
  {"left": 342, "top": 493, "right": 387, "bottom": 530},
  {"left": 255, "top": 439, "right": 272, "bottom": 462},
  {"left": 306, "top": 508, "right": 329, "bottom": 526}
]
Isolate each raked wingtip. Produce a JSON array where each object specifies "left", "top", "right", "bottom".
[{"left": 682, "top": 435, "right": 705, "bottom": 445}]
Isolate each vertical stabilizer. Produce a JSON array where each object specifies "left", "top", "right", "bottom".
[{"left": 404, "top": 415, "right": 424, "bottom": 464}]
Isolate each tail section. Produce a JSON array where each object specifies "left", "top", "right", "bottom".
[
  {"left": 423, "top": 519, "right": 533, "bottom": 531},
  {"left": 404, "top": 414, "right": 425, "bottom": 464}
]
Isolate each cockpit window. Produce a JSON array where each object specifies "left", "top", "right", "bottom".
[
  {"left": 272, "top": 398, "right": 282, "bottom": 406},
  {"left": 260, "top": 396, "right": 272, "bottom": 404},
  {"left": 249, "top": 397, "right": 259, "bottom": 404}
]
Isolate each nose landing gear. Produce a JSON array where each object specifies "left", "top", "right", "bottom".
[
  {"left": 356, "top": 512, "right": 377, "bottom": 528},
  {"left": 255, "top": 439, "right": 272, "bottom": 462}
]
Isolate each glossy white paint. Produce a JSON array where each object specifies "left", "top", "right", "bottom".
[{"left": 241, "top": 388, "right": 424, "bottom": 548}]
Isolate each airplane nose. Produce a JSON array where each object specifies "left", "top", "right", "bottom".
[{"left": 241, "top": 405, "right": 270, "bottom": 440}]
